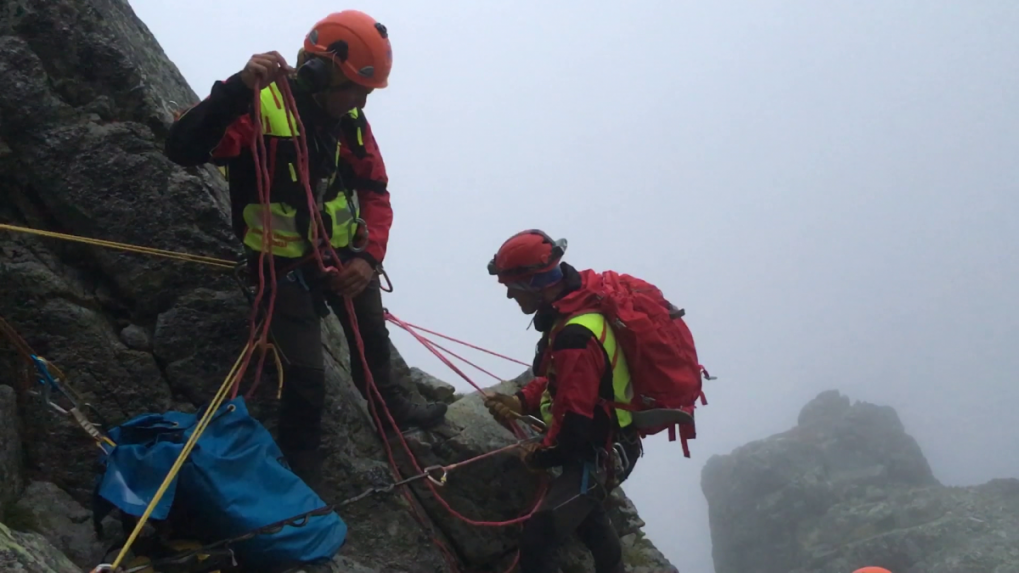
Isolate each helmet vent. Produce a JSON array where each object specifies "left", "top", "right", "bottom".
[{"left": 326, "top": 40, "right": 348, "bottom": 61}]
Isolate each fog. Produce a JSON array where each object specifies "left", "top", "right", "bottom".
[{"left": 128, "top": 1, "right": 1019, "bottom": 571}]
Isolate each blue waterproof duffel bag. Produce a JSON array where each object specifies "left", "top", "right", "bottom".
[{"left": 92, "top": 396, "right": 346, "bottom": 571}]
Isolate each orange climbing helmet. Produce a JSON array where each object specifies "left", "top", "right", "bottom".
[
  {"left": 488, "top": 229, "right": 568, "bottom": 287},
  {"left": 853, "top": 568, "right": 892, "bottom": 573},
  {"left": 303, "top": 10, "right": 393, "bottom": 89}
]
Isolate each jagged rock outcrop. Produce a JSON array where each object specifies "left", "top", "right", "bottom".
[
  {"left": 11, "top": 480, "right": 117, "bottom": 569},
  {"left": 703, "top": 389, "right": 1019, "bottom": 573},
  {"left": 401, "top": 374, "right": 677, "bottom": 573},
  {"left": 0, "top": 0, "right": 676, "bottom": 572}
]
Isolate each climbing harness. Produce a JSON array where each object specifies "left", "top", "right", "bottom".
[
  {"left": 89, "top": 437, "right": 540, "bottom": 573},
  {"left": 0, "top": 68, "right": 552, "bottom": 573}
]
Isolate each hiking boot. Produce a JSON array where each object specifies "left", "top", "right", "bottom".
[
  {"left": 283, "top": 448, "right": 326, "bottom": 495},
  {"left": 378, "top": 396, "right": 448, "bottom": 433}
]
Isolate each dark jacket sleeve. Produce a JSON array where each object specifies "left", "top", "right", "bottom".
[
  {"left": 165, "top": 72, "right": 255, "bottom": 166},
  {"left": 529, "top": 324, "right": 607, "bottom": 469}
]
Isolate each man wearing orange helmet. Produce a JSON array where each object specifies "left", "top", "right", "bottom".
[
  {"left": 164, "top": 10, "right": 447, "bottom": 493},
  {"left": 483, "top": 229, "right": 641, "bottom": 573}
]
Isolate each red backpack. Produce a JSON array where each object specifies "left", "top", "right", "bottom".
[{"left": 553, "top": 269, "right": 713, "bottom": 457}]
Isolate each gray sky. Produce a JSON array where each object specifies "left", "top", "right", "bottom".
[{"left": 129, "top": 1, "right": 1019, "bottom": 571}]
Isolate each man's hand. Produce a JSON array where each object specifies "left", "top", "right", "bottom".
[
  {"left": 484, "top": 393, "right": 522, "bottom": 426},
  {"left": 240, "top": 51, "right": 294, "bottom": 90},
  {"left": 327, "top": 258, "right": 375, "bottom": 298},
  {"left": 516, "top": 442, "right": 545, "bottom": 474}
]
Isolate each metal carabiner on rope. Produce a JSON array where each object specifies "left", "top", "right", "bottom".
[
  {"left": 423, "top": 465, "right": 448, "bottom": 486},
  {"left": 90, "top": 564, "right": 118, "bottom": 573},
  {"left": 514, "top": 413, "right": 548, "bottom": 436},
  {"left": 347, "top": 217, "right": 369, "bottom": 253},
  {"left": 612, "top": 441, "right": 630, "bottom": 475},
  {"left": 377, "top": 263, "right": 393, "bottom": 292},
  {"left": 29, "top": 355, "right": 80, "bottom": 416},
  {"left": 29, "top": 355, "right": 116, "bottom": 452}
]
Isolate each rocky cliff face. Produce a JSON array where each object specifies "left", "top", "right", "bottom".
[
  {"left": 0, "top": 1, "right": 677, "bottom": 572},
  {"left": 702, "top": 389, "right": 1019, "bottom": 573}
]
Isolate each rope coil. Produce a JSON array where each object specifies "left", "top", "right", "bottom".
[{"left": 0, "top": 67, "right": 550, "bottom": 573}]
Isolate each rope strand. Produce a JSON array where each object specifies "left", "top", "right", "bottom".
[
  {"left": 0, "top": 71, "right": 548, "bottom": 573},
  {"left": 0, "top": 223, "right": 235, "bottom": 268}
]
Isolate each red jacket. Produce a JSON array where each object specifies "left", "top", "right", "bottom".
[
  {"left": 165, "top": 73, "right": 393, "bottom": 267},
  {"left": 514, "top": 264, "right": 619, "bottom": 469}
]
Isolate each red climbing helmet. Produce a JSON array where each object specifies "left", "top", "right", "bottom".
[
  {"left": 488, "top": 229, "right": 567, "bottom": 284},
  {"left": 303, "top": 10, "right": 393, "bottom": 89},
  {"left": 853, "top": 568, "right": 893, "bottom": 573}
]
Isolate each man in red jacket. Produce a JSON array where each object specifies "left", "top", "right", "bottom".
[
  {"left": 164, "top": 10, "right": 447, "bottom": 492},
  {"left": 484, "top": 229, "right": 642, "bottom": 573}
]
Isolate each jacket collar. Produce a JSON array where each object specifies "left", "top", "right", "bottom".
[{"left": 533, "top": 262, "right": 582, "bottom": 333}]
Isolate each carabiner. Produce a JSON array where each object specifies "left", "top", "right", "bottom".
[
  {"left": 377, "top": 265, "right": 393, "bottom": 293},
  {"left": 348, "top": 218, "right": 369, "bottom": 253},
  {"left": 90, "top": 564, "right": 117, "bottom": 573},
  {"left": 612, "top": 442, "right": 630, "bottom": 475},
  {"left": 423, "top": 465, "right": 447, "bottom": 486},
  {"left": 516, "top": 414, "right": 547, "bottom": 435}
]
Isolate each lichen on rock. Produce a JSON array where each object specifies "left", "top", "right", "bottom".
[{"left": 0, "top": 521, "right": 81, "bottom": 573}]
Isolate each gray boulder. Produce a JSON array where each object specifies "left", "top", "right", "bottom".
[
  {"left": 703, "top": 389, "right": 1019, "bottom": 573},
  {"left": 0, "top": 522, "right": 81, "bottom": 573},
  {"left": 399, "top": 374, "right": 679, "bottom": 573},
  {"left": 11, "top": 480, "right": 119, "bottom": 570}
]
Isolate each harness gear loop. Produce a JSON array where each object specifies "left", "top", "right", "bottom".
[{"left": 614, "top": 442, "right": 629, "bottom": 473}]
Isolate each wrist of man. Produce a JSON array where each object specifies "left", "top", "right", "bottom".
[{"left": 350, "top": 251, "right": 379, "bottom": 270}]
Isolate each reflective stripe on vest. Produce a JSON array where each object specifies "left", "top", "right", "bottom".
[
  {"left": 539, "top": 312, "right": 634, "bottom": 429},
  {"left": 322, "top": 137, "right": 360, "bottom": 250},
  {"left": 242, "top": 201, "right": 307, "bottom": 257},
  {"left": 239, "top": 83, "right": 362, "bottom": 258}
]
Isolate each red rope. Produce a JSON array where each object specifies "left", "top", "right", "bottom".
[
  {"left": 407, "top": 334, "right": 505, "bottom": 384},
  {"left": 228, "top": 78, "right": 280, "bottom": 400},
  {"left": 244, "top": 71, "right": 547, "bottom": 571},
  {"left": 387, "top": 317, "right": 531, "bottom": 368},
  {"left": 385, "top": 313, "right": 494, "bottom": 397}
]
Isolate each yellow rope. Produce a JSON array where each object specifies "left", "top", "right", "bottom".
[
  {"left": 109, "top": 342, "right": 251, "bottom": 570},
  {"left": 0, "top": 224, "right": 235, "bottom": 269},
  {"left": 1, "top": 224, "right": 290, "bottom": 567}
]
